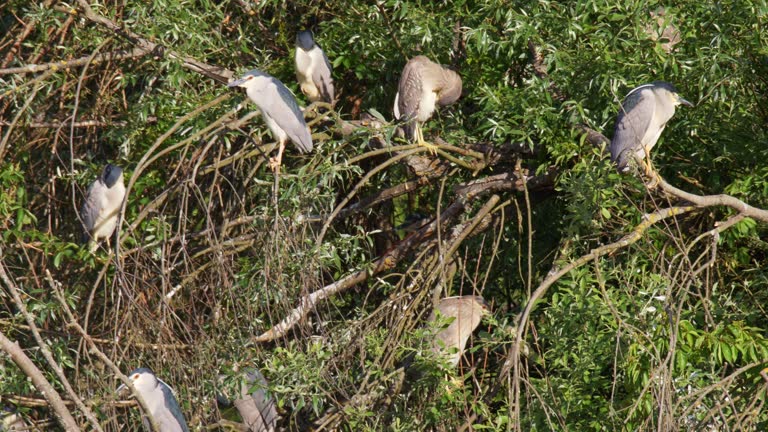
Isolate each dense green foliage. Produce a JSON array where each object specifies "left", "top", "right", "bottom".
[{"left": 1, "top": 0, "right": 767, "bottom": 430}]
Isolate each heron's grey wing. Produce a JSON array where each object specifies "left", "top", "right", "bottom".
[
  {"left": 159, "top": 384, "right": 190, "bottom": 432},
  {"left": 609, "top": 89, "right": 655, "bottom": 168},
  {"left": 80, "top": 180, "right": 102, "bottom": 243},
  {"left": 256, "top": 79, "right": 313, "bottom": 153},
  {"left": 312, "top": 48, "right": 334, "bottom": 103},
  {"left": 396, "top": 59, "right": 425, "bottom": 140},
  {"left": 235, "top": 370, "right": 277, "bottom": 432},
  {"left": 234, "top": 395, "right": 277, "bottom": 432}
]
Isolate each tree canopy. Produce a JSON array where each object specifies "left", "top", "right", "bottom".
[{"left": 1, "top": 0, "right": 768, "bottom": 430}]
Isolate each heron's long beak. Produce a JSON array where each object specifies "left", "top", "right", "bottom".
[
  {"left": 116, "top": 383, "right": 127, "bottom": 395},
  {"left": 227, "top": 77, "right": 247, "bottom": 88},
  {"left": 678, "top": 96, "right": 694, "bottom": 107}
]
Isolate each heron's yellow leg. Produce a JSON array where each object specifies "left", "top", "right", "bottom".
[
  {"left": 269, "top": 141, "right": 286, "bottom": 173},
  {"left": 415, "top": 124, "right": 439, "bottom": 155}
]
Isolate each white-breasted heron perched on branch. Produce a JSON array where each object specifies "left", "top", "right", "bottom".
[
  {"left": 80, "top": 163, "right": 125, "bottom": 253},
  {"left": 609, "top": 81, "right": 693, "bottom": 172},
  {"left": 295, "top": 30, "right": 334, "bottom": 104},
  {"left": 394, "top": 55, "right": 462, "bottom": 154},
  {"left": 117, "top": 368, "right": 189, "bottom": 432},
  {"left": 228, "top": 69, "right": 313, "bottom": 172},
  {"left": 429, "top": 295, "right": 490, "bottom": 368}
]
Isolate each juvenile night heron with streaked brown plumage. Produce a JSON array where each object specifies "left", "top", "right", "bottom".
[
  {"left": 394, "top": 56, "right": 462, "bottom": 154},
  {"left": 429, "top": 295, "right": 490, "bottom": 367},
  {"left": 610, "top": 81, "right": 693, "bottom": 172}
]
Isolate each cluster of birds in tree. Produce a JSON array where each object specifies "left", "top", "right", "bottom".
[{"left": 67, "top": 25, "right": 696, "bottom": 431}]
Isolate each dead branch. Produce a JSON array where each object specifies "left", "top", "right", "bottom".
[
  {"left": 0, "top": 47, "right": 148, "bottom": 76},
  {"left": 657, "top": 176, "right": 768, "bottom": 222},
  {"left": 0, "top": 119, "right": 127, "bottom": 128},
  {"left": 0, "top": 330, "right": 80, "bottom": 431},
  {"left": 2, "top": 394, "right": 137, "bottom": 408},
  {"left": 0, "top": 258, "right": 103, "bottom": 431},
  {"left": 253, "top": 199, "right": 465, "bottom": 342},
  {"left": 254, "top": 163, "right": 550, "bottom": 342},
  {"left": 45, "top": 271, "right": 164, "bottom": 432}
]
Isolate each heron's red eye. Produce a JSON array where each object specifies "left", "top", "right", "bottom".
[{"left": 132, "top": 374, "right": 139, "bottom": 379}]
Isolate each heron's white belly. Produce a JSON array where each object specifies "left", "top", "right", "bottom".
[
  {"left": 262, "top": 113, "right": 288, "bottom": 144},
  {"left": 295, "top": 50, "right": 319, "bottom": 100},
  {"left": 639, "top": 118, "right": 666, "bottom": 158},
  {"left": 92, "top": 183, "right": 125, "bottom": 240},
  {"left": 417, "top": 90, "right": 438, "bottom": 122}
]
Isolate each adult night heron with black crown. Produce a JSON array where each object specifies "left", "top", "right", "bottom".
[
  {"left": 117, "top": 367, "right": 189, "bottom": 432},
  {"left": 228, "top": 69, "right": 313, "bottom": 172},
  {"left": 80, "top": 163, "right": 125, "bottom": 253},
  {"left": 295, "top": 30, "right": 334, "bottom": 104},
  {"left": 609, "top": 81, "right": 693, "bottom": 172}
]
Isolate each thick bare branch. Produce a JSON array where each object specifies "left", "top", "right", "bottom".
[
  {"left": 255, "top": 160, "right": 544, "bottom": 342},
  {"left": 0, "top": 259, "right": 103, "bottom": 431},
  {"left": 657, "top": 177, "right": 768, "bottom": 222},
  {"left": 0, "top": 47, "right": 148, "bottom": 76},
  {"left": 0, "top": 332, "right": 80, "bottom": 431},
  {"left": 254, "top": 199, "right": 466, "bottom": 342}
]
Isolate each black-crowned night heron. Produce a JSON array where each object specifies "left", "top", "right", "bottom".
[
  {"left": 394, "top": 56, "right": 462, "bottom": 154},
  {"left": 218, "top": 369, "right": 277, "bottom": 432},
  {"left": 228, "top": 69, "right": 313, "bottom": 172},
  {"left": 429, "top": 295, "right": 490, "bottom": 367},
  {"left": 117, "top": 368, "right": 189, "bottom": 432},
  {"left": 80, "top": 163, "right": 125, "bottom": 252},
  {"left": 609, "top": 81, "right": 693, "bottom": 172},
  {"left": 295, "top": 30, "right": 334, "bottom": 104}
]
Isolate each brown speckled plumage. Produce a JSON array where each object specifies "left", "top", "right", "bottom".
[{"left": 394, "top": 56, "right": 462, "bottom": 141}]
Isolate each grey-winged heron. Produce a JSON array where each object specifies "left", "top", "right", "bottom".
[
  {"left": 394, "top": 56, "right": 462, "bottom": 154},
  {"left": 228, "top": 69, "right": 313, "bottom": 172},
  {"left": 295, "top": 30, "right": 334, "bottom": 104},
  {"left": 609, "top": 81, "right": 693, "bottom": 172},
  {"left": 117, "top": 368, "right": 189, "bottom": 432},
  {"left": 218, "top": 369, "right": 277, "bottom": 432},
  {"left": 429, "top": 295, "right": 490, "bottom": 367},
  {"left": 80, "top": 163, "right": 125, "bottom": 253}
]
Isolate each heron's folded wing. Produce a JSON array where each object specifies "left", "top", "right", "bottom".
[{"left": 256, "top": 79, "right": 313, "bottom": 153}]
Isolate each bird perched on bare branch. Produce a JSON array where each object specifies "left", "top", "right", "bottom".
[
  {"left": 228, "top": 69, "right": 313, "bottom": 172},
  {"left": 295, "top": 30, "right": 334, "bottom": 104},
  {"left": 80, "top": 163, "right": 125, "bottom": 253},
  {"left": 609, "top": 81, "right": 693, "bottom": 172},
  {"left": 429, "top": 295, "right": 490, "bottom": 367},
  {"left": 394, "top": 56, "right": 462, "bottom": 154}
]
